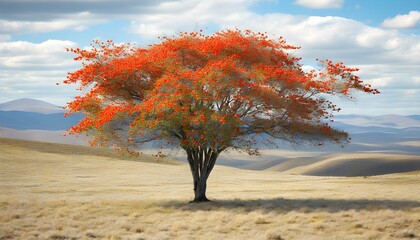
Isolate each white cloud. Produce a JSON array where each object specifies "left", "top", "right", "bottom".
[
  {"left": 0, "top": 12, "right": 105, "bottom": 39},
  {"left": 0, "top": 0, "right": 419, "bottom": 114},
  {"left": 413, "top": 76, "right": 420, "bottom": 84},
  {"left": 0, "top": 40, "right": 80, "bottom": 105},
  {"left": 355, "top": 27, "right": 390, "bottom": 48},
  {"left": 0, "top": 40, "right": 77, "bottom": 67},
  {"left": 129, "top": 0, "right": 255, "bottom": 39},
  {"left": 294, "top": 0, "right": 344, "bottom": 9},
  {"left": 368, "top": 76, "right": 393, "bottom": 88},
  {"left": 381, "top": 11, "right": 420, "bottom": 29},
  {"left": 404, "top": 89, "right": 417, "bottom": 95},
  {"left": 0, "top": 34, "right": 10, "bottom": 41},
  {"left": 220, "top": 12, "right": 419, "bottom": 62},
  {"left": 209, "top": 9, "right": 420, "bottom": 109},
  {"left": 301, "top": 65, "right": 315, "bottom": 72},
  {"left": 0, "top": 0, "right": 254, "bottom": 41}
]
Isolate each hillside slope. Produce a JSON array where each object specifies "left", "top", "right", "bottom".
[
  {"left": 273, "top": 153, "right": 420, "bottom": 176},
  {"left": 0, "top": 137, "right": 178, "bottom": 165},
  {"left": 0, "top": 138, "right": 419, "bottom": 240},
  {"left": 0, "top": 128, "right": 86, "bottom": 145}
]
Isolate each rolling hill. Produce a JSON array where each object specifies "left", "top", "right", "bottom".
[
  {"left": 0, "top": 98, "right": 84, "bottom": 144},
  {"left": 0, "top": 138, "right": 419, "bottom": 239},
  {"left": 268, "top": 153, "right": 420, "bottom": 176},
  {"left": 1, "top": 98, "right": 420, "bottom": 176}
]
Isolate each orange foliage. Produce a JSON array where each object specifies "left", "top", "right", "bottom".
[{"left": 64, "top": 29, "right": 379, "bottom": 152}]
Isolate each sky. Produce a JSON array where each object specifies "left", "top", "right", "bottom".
[{"left": 0, "top": 0, "right": 419, "bottom": 115}]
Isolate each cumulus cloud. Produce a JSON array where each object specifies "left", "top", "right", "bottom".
[
  {"left": 0, "top": 40, "right": 80, "bottom": 105},
  {"left": 294, "top": 0, "right": 344, "bottom": 9},
  {"left": 0, "top": 0, "right": 170, "bottom": 21},
  {"left": 213, "top": 9, "right": 420, "bottom": 114},
  {"left": 0, "top": 0, "right": 171, "bottom": 39},
  {"left": 0, "top": 0, "right": 419, "bottom": 114},
  {"left": 220, "top": 12, "right": 419, "bottom": 65},
  {"left": 381, "top": 11, "right": 420, "bottom": 29},
  {"left": 0, "top": 40, "right": 76, "bottom": 67},
  {"left": 0, "top": 0, "right": 258, "bottom": 40},
  {"left": 0, "top": 15, "right": 102, "bottom": 36},
  {"left": 413, "top": 76, "right": 420, "bottom": 84},
  {"left": 129, "top": 0, "right": 255, "bottom": 39}
]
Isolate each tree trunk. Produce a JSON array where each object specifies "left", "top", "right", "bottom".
[
  {"left": 185, "top": 146, "right": 221, "bottom": 202},
  {"left": 194, "top": 176, "right": 209, "bottom": 202}
]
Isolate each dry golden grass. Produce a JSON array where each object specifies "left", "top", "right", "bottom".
[{"left": 1, "top": 138, "right": 419, "bottom": 239}]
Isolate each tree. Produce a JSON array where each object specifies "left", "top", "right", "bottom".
[{"left": 64, "top": 30, "right": 379, "bottom": 202}]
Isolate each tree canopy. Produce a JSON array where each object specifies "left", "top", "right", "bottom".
[{"left": 64, "top": 29, "right": 379, "bottom": 201}]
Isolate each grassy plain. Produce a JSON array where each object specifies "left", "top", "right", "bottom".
[{"left": 1, "top": 138, "right": 419, "bottom": 239}]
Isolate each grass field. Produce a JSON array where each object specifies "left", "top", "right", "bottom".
[{"left": 1, "top": 138, "right": 419, "bottom": 239}]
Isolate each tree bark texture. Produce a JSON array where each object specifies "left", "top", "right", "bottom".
[{"left": 185, "top": 146, "right": 220, "bottom": 202}]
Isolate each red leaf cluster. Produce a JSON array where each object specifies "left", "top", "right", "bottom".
[{"left": 64, "top": 29, "right": 379, "bottom": 151}]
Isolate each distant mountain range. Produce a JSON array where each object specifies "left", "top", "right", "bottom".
[
  {"left": 1, "top": 98, "right": 419, "bottom": 176},
  {"left": 0, "top": 98, "right": 84, "bottom": 131},
  {"left": 0, "top": 98, "right": 84, "bottom": 144},
  {"left": 0, "top": 111, "right": 84, "bottom": 131},
  {"left": 1, "top": 98, "right": 420, "bottom": 149},
  {"left": 332, "top": 114, "right": 420, "bottom": 129},
  {"left": 0, "top": 98, "right": 65, "bottom": 114}
]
